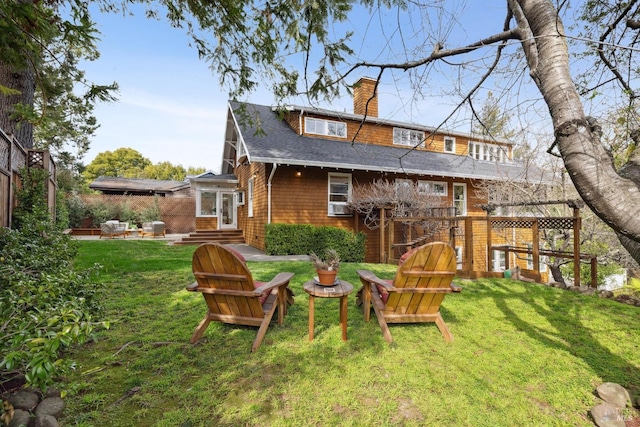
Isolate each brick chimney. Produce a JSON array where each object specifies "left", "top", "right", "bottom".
[{"left": 353, "top": 77, "right": 378, "bottom": 117}]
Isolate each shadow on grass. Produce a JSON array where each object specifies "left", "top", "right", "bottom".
[{"left": 465, "top": 278, "right": 640, "bottom": 396}]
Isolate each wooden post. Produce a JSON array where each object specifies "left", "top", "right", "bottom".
[
  {"left": 379, "top": 207, "right": 386, "bottom": 263},
  {"left": 590, "top": 256, "right": 597, "bottom": 288},
  {"left": 486, "top": 215, "right": 493, "bottom": 272},
  {"left": 388, "top": 217, "right": 394, "bottom": 263},
  {"left": 463, "top": 216, "right": 473, "bottom": 274},
  {"left": 532, "top": 219, "right": 540, "bottom": 272},
  {"left": 573, "top": 207, "right": 581, "bottom": 287}
]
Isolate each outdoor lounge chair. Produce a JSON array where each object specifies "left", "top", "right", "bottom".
[
  {"left": 186, "top": 243, "right": 295, "bottom": 351},
  {"left": 140, "top": 221, "right": 165, "bottom": 238},
  {"left": 99, "top": 220, "right": 128, "bottom": 239},
  {"left": 356, "top": 242, "right": 461, "bottom": 343}
]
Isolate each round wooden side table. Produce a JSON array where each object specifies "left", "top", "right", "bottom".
[{"left": 303, "top": 279, "right": 354, "bottom": 341}]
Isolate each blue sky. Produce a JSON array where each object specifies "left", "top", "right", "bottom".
[{"left": 81, "top": 2, "right": 532, "bottom": 173}]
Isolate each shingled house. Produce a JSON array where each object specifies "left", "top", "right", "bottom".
[{"left": 195, "top": 77, "right": 545, "bottom": 267}]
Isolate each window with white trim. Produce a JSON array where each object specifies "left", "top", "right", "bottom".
[
  {"left": 526, "top": 243, "right": 534, "bottom": 269},
  {"left": 393, "top": 128, "right": 425, "bottom": 148},
  {"left": 492, "top": 250, "right": 506, "bottom": 272},
  {"left": 455, "top": 246, "right": 463, "bottom": 270},
  {"left": 444, "top": 136, "right": 456, "bottom": 153},
  {"left": 247, "top": 178, "right": 254, "bottom": 218},
  {"left": 305, "top": 117, "right": 347, "bottom": 138},
  {"left": 468, "top": 141, "right": 508, "bottom": 162},
  {"left": 395, "top": 178, "right": 412, "bottom": 199},
  {"left": 236, "top": 191, "right": 245, "bottom": 206},
  {"left": 328, "top": 173, "right": 352, "bottom": 216},
  {"left": 453, "top": 183, "right": 467, "bottom": 216},
  {"left": 418, "top": 180, "right": 447, "bottom": 196},
  {"left": 197, "top": 190, "right": 217, "bottom": 217}
]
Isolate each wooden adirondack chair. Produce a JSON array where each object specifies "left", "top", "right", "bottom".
[
  {"left": 356, "top": 242, "right": 461, "bottom": 343},
  {"left": 186, "top": 243, "right": 295, "bottom": 351}
]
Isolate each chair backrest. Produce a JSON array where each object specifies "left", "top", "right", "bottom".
[
  {"left": 386, "top": 242, "right": 456, "bottom": 314},
  {"left": 192, "top": 243, "right": 263, "bottom": 318}
]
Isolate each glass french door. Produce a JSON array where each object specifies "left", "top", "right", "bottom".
[{"left": 219, "top": 192, "right": 237, "bottom": 229}]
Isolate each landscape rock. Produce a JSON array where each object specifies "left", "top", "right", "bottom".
[
  {"left": 35, "top": 397, "right": 64, "bottom": 418},
  {"left": 9, "top": 390, "right": 39, "bottom": 411},
  {"left": 8, "top": 409, "right": 31, "bottom": 427},
  {"left": 597, "top": 382, "right": 631, "bottom": 408},
  {"left": 34, "top": 413, "right": 59, "bottom": 427},
  {"left": 591, "top": 402, "right": 625, "bottom": 427}
]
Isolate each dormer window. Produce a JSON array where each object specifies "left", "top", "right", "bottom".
[
  {"left": 468, "top": 141, "right": 509, "bottom": 162},
  {"left": 305, "top": 117, "right": 347, "bottom": 138},
  {"left": 444, "top": 136, "right": 456, "bottom": 153},
  {"left": 393, "top": 128, "right": 424, "bottom": 148}
]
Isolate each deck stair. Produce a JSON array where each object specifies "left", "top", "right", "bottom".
[{"left": 174, "top": 229, "right": 245, "bottom": 245}]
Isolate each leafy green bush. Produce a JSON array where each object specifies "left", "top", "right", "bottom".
[
  {"left": 139, "top": 196, "right": 162, "bottom": 223},
  {"left": 265, "top": 223, "right": 366, "bottom": 262},
  {"left": 87, "top": 199, "right": 117, "bottom": 226},
  {"left": 65, "top": 194, "right": 89, "bottom": 228},
  {"left": 0, "top": 168, "right": 106, "bottom": 391}
]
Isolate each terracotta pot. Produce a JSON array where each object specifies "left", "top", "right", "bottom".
[{"left": 316, "top": 269, "right": 338, "bottom": 286}]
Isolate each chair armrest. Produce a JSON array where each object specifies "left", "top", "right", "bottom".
[
  {"left": 186, "top": 282, "right": 198, "bottom": 291},
  {"left": 253, "top": 272, "right": 295, "bottom": 294},
  {"left": 451, "top": 282, "right": 462, "bottom": 292},
  {"left": 356, "top": 270, "right": 395, "bottom": 291}
]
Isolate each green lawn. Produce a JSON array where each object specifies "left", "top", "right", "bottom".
[{"left": 62, "top": 240, "right": 640, "bottom": 426}]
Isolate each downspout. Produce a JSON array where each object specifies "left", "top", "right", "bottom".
[
  {"left": 268, "top": 163, "right": 278, "bottom": 224},
  {"left": 298, "top": 109, "right": 305, "bottom": 135}
]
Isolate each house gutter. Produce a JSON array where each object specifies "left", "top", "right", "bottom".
[{"left": 267, "top": 163, "right": 278, "bottom": 223}]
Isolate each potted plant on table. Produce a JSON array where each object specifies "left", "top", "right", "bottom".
[{"left": 309, "top": 249, "right": 341, "bottom": 285}]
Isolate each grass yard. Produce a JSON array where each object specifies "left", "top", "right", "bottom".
[{"left": 61, "top": 240, "right": 640, "bottom": 426}]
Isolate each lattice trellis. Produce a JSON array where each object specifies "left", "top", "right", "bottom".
[
  {"left": 492, "top": 219, "right": 535, "bottom": 229},
  {"left": 491, "top": 217, "right": 575, "bottom": 230},
  {"left": 538, "top": 217, "right": 574, "bottom": 229},
  {"left": 12, "top": 148, "right": 26, "bottom": 172},
  {"left": 28, "top": 150, "right": 45, "bottom": 168},
  {"left": 0, "top": 138, "right": 9, "bottom": 171}
]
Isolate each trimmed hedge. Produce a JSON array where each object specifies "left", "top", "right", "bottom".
[{"left": 265, "top": 223, "right": 366, "bottom": 262}]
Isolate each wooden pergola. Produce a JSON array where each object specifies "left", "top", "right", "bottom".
[
  {"left": 365, "top": 199, "right": 597, "bottom": 288},
  {"left": 479, "top": 199, "right": 596, "bottom": 287}
]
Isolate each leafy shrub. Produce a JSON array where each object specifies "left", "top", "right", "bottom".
[
  {"left": 265, "top": 223, "right": 366, "bottom": 262},
  {"left": 65, "top": 194, "right": 89, "bottom": 228},
  {"left": 0, "top": 168, "right": 106, "bottom": 391},
  {"left": 87, "top": 199, "right": 118, "bottom": 226},
  {"left": 139, "top": 196, "right": 162, "bottom": 223}
]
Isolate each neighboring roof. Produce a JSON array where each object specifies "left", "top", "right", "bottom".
[
  {"left": 229, "top": 101, "right": 547, "bottom": 183},
  {"left": 89, "top": 176, "right": 190, "bottom": 193},
  {"left": 187, "top": 170, "right": 238, "bottom": 184}
]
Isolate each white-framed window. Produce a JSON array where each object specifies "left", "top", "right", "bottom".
[
  {"left": 540, "top": 256, "right": 548, "bottom": 273},
  {"left": 526, "top": 243, "right": 534, "bottom": 269},
  {"left": 468, "top": 141, "right": 508, "bottom": 162},
  {"left": 305, "top": 117, "right": 347, "bottom": 138},
  {"left": 453, "top": 183, "right": 467, "bottom": 216},
  {"left": 444, "top": 136, "right": 456, "bottom": 153},
  {"left": 197, "top": 190, "right": 218, "bottom": 217},
  {"left": 236, "top": 190, "right": 245, "bottom": 206},
  {"left": 393, "top": 128, "right": 425, "bottom": 148},
  {"left": 455, "top": 246, "right": 463, "bottom": 270},
  {"left": 395, "top": 178, "right": 412, "bottom": 199},
  {"left": 328, "top": 173, "right": 352, "bottom": 216},
  {"left": 247, "top": 178, "right": 254, "bottom": 218},
  {"left": 418, "top": 180, "right": 447, "bottom": 196},
  {"left": 492, "top": 250, "right": 506, "bottom": 272}
]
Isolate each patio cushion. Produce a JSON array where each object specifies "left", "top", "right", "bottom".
[{"left": 253, "top": 281, "right": 269, "bottom": 304}]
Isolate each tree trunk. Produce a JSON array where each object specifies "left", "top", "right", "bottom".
[
  {"left": 512, "top": 0, "right": 640, "bottom": 265},
  {"left": 0, "top": 60, "right": 34, "bottom": 148}
]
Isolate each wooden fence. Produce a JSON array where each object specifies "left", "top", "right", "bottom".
[
  {"left": 0, "top": 128, "right": 56, "bottom": 228},
  {"left": 78, "top": 194, "right": 196, "bottom": 234}
]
